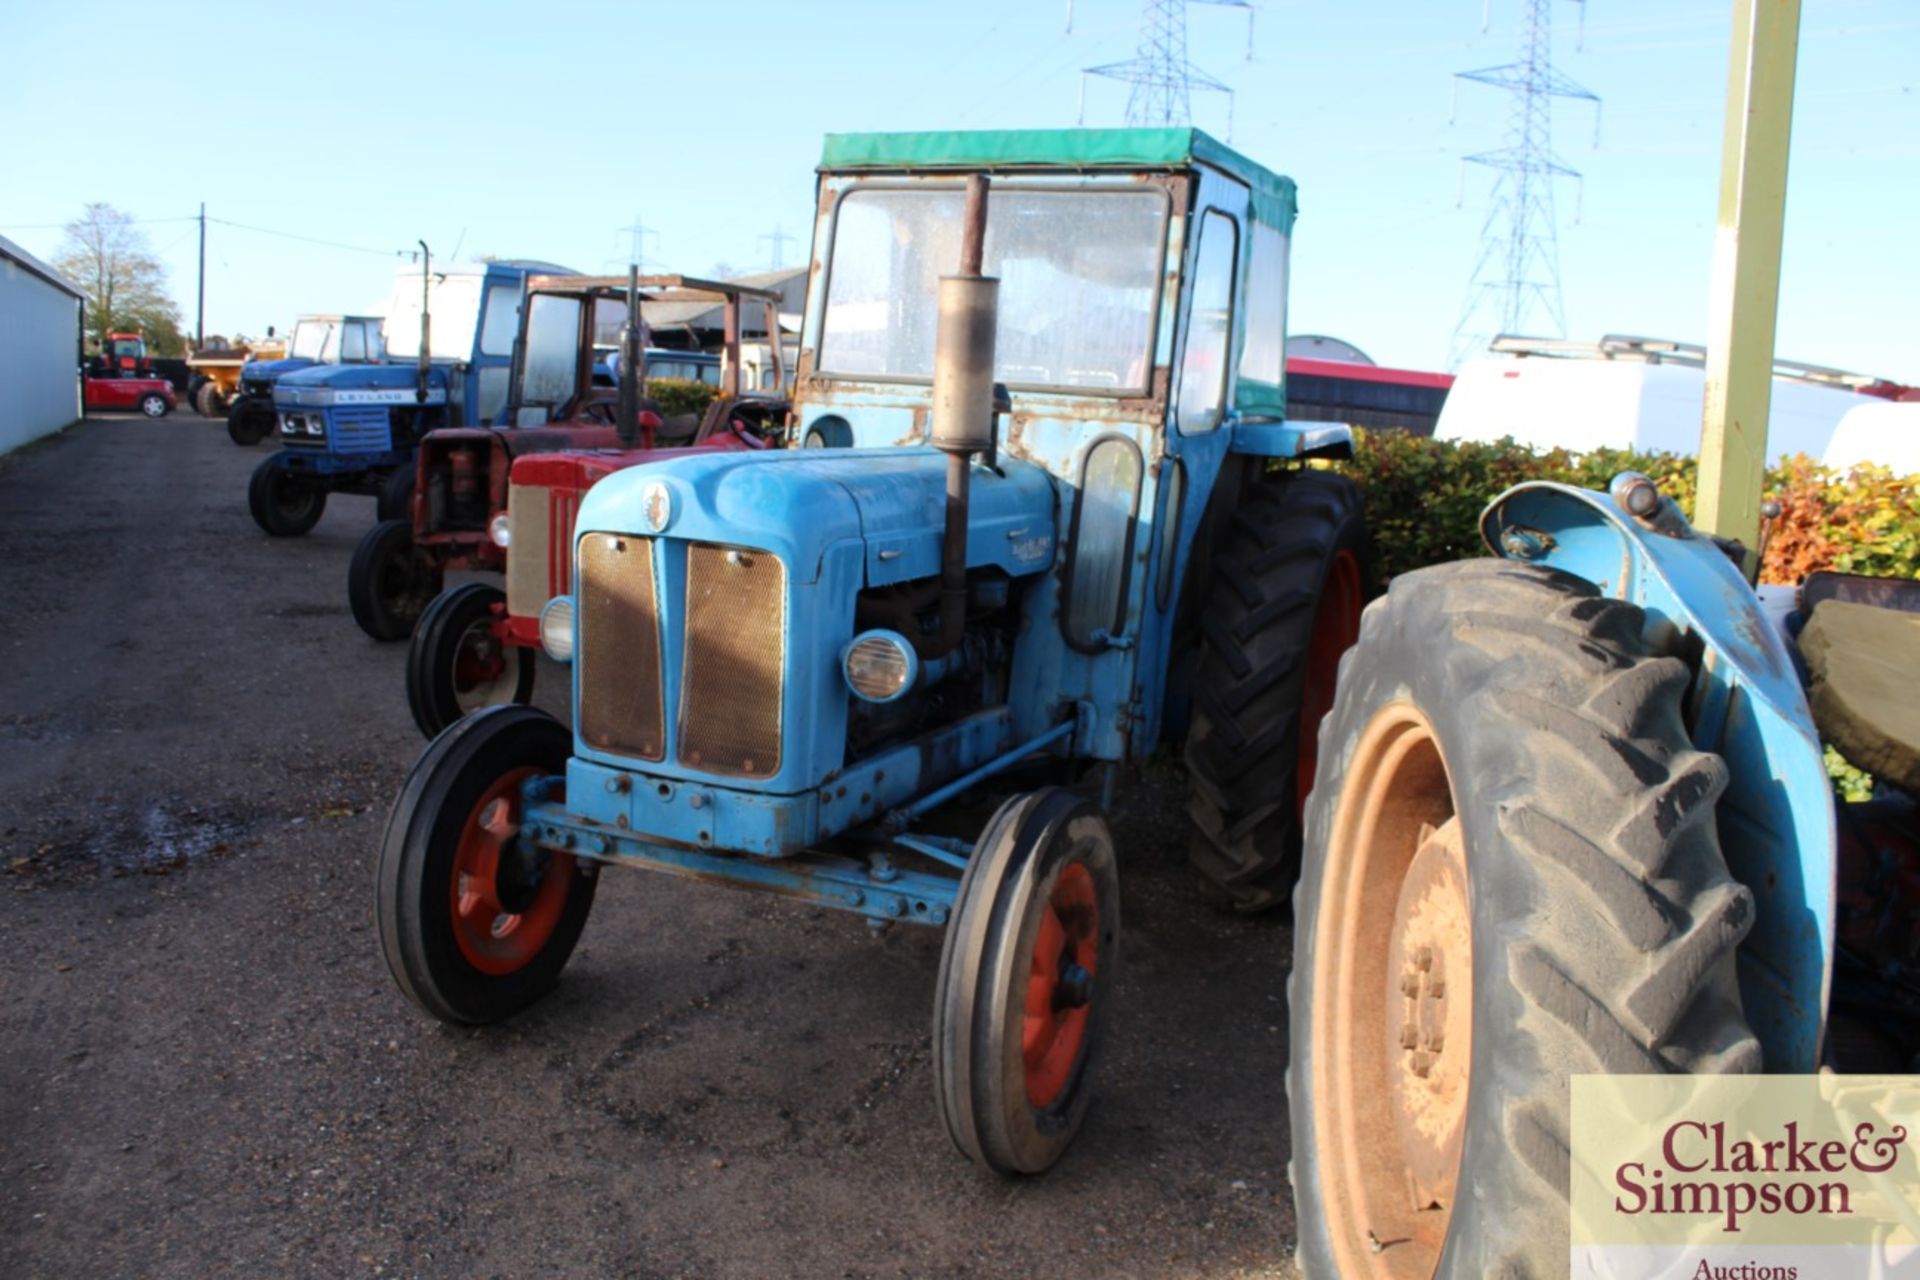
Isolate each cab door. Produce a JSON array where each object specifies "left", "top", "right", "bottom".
[{"left": 1134, "top": 165, "right": 1251, "bottom": 753}]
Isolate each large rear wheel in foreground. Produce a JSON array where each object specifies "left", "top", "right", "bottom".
[
  {"left": 1288, "top": 559, "right": 1760, "bottom": 1278},
  {"left": 1184, "top": 468, "right": 1372, "bottom": 911},
  {"left": 934, "top": 788, "right": 1120, "bottom": 1176},
  {"left": 406, "top": 583, "right": 535, "bottom": 739},
  {"left": 376, "top": 705, "right": 595, "bottom": 1025}
]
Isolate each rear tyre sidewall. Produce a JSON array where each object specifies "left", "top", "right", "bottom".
[{"left": 376, "top": 705, "right": 594, "bottom": 1025}]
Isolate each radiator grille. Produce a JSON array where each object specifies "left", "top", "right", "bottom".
[
  {"left": 504, "top": 483, "right": 550, "bottom": 619},
  {"left": 678, "top": 544, "right": 785, "bottom": 778},
  {"left": 327, "top": 404, "right": 393, "bottom": 454},
  {"left": 577, "top": 533, "right": 665, "bottom": 761}
]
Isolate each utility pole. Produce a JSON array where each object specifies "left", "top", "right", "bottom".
[
  {"left": 1695, "top": 0, "right": 1802, "bottom": 561},
  {"left": 758, "top": 225, "right": 795, "bottom": 270},
  {"left": 196, "top": 202, "right": 206, "bottom": 350}
]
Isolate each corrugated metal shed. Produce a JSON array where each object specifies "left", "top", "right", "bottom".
[{"left": 0, "top": 233, "right": 84, "bottom": 454}]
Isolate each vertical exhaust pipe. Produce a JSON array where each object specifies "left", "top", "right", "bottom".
[
  {"left": 415, "top": 241, "right": 432, "bottom": 406},
  {"left": 925, "top": 174, "right": 996, "bottom": 659},
  {"left": 617, "top": 265, "right": 643, "bottom": 447}
]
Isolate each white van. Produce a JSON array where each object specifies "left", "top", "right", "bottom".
[{"left": 1440, "top": 335, "right": 1915, "bottom": 467}]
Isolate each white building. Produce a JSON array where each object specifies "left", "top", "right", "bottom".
[{"left": 0, "top": 233, "right": 84, "bottom": 454}]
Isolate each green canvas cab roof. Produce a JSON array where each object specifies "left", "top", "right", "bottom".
[{"left": 819, "top": 127, "right": 1296, "bottom": 232}]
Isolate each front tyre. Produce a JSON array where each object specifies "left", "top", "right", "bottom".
[
  {"left": 376, "top": 705, "right": 596, "bottom": 1025},
  {"left": 1287, "top": 559, "right": 1760, "bottom": 1278},
  {"left": 227, "top": 396, "right": 274, "bottom": 445},
  {"left": 348, "top": 519, "right": 443, "bottom": 641},
  {"left": 139, "top": 392, "right": 170, "bottom": 418},
  {"left": 934, "top": 788, "right": 1120, "bottom": 1176},
  {"left": 377, "top": 465, "right": 416, "bottom": 523},
  {"left": 1184, "top": 469, "right": 1373, "bottom": 911},
  {"left": 406, "top": 583, "right": 535, "bottom": 739},
  {"left": 248, "top": 456, "right": 326, "bottom": 537}
]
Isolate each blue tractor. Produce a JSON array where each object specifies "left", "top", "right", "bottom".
[
  {"left": 374, "top": 129, "right": 1375, "bottom": 1173},
  {"left": 223, "top": 315, "right": 386, "bottom": 446},
  {"left": 247, "top": 257, "right": 572, "bottom": 537}
]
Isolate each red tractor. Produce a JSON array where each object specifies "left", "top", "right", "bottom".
[{"left": 343, "top": 275, "right": 790, "bottom": 732}]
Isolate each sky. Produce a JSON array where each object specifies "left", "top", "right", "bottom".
[{"left": 2, "top": 0, "right": 1914, "bottom": 380}]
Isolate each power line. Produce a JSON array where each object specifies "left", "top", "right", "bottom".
[
  {"left": 206, "top": 217, "right": 408, "bottom": 258},
  {"left": 1449, "top": 0, "right": 1602, "bottom": 366},
  {"left": 1079, "top": 0, "right": 1254, "bottom": 136}
]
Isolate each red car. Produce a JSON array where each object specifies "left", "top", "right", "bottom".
[{"left": 83, "top": 373, "right": 176, "bottom": 418}]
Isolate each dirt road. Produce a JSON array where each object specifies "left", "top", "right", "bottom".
[{"left": 0, "top": 415, "right": 1299, "bottom": 1279}]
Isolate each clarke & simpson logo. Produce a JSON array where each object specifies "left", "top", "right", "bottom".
[{"left": 1571, "top": 1076, "right": 1920, "bottom": 1279}]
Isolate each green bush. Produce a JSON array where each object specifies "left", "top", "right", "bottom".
[
  {"left": 1332, "top": 429, "right": 1919, "bottom": 587},
  {"left": 648, "top": 378, "right": 715, "bottom": 420}
]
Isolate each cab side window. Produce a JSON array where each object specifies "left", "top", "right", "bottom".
[{"left": 1176, "top": 210, "right": 1238, "bottom": 434}]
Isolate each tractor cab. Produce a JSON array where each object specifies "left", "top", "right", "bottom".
[
  {"left": 375, "top": 130, "right": 1370, "bottom": 1178},
  {"left": 226, "top": 314, "right": 385, "bottom": 445},
  {"left": 102, "top": 331, "right": 149, "bottom": 376}
]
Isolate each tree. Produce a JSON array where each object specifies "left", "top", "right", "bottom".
[{"left": 53, "top": 203, "right": 188, "bottom": 356}]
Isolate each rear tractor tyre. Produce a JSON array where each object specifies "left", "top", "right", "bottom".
[
  {"left": 1287, "top": 558, "right": 1760, "bottom": 1279},
  {"left": 139, "top": 393, "right": 170, "bottom": 419},
  {"left": 1183, "top": 468, "right": 1372, "bottom": 912},
  {"left": 934, "top": 787, "right": 1120, "bottom": 1176},
  {"left": 377, "top": 465, "right": 417, "bottom": 524},
  {"left": 348, "top": 519, "right": 444, "bottom": 641},
  {"left": 407, "top": 583, "right": 535, "bottom": 739},
  {"left": 248, "top": 456, "right": 326, "bottom": 537},
  {"left": 376, "top": 705, "right": 595, "bottom": 1025},
  {"left": 227, "top": 397, "right": 274, "bottom": 446}
]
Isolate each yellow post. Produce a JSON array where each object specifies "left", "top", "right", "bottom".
[{"left": 1695, "top": 0, "right": 1802, "bottom": 562}]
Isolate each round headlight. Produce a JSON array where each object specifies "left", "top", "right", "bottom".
[
  {"left": 641, "top": 479, "right": 674, "bottom": 533},
  {"left": 843, "top": 630, "right": 917, "bottom": 704},
  {"left": 539, "top": 596, "right": 575, "bottom": 663},
  {"left": 488, "top": 512, "right": 512, "bottom": 548}
]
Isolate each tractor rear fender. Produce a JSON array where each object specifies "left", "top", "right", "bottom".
[{"left": 1480, "top": 479, "right": 1834, "bottom": 1071}]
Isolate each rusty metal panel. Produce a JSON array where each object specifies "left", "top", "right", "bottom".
[
  {"left": 504, "top": 483, "right": 551, "bottom": 620},
  {"left": 678, "top": 544, "right": 784, "bottom": 778},
  {"left": 578, "top": 533, "right": 666, "bottom": 762}
]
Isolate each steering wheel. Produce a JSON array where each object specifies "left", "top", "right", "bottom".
[{"left": 731, "top": 418, "right": 770, "bottom": 450}]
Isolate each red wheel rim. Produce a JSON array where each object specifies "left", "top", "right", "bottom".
[
  {"left": 452, "top": 623, "right": 508, "bottom": 693},
  {"left": 448, "top": 767, "right": 573, "bottom": 976},
  {"left": 1022, "top": 861, "right": 1100, "bottom": 1109},
  {"left": 1297, "top": 548, "right": 1363, "bottom": 815}
]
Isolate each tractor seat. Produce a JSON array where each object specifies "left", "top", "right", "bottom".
[{"left": 1800, "top": 599, "right": 1920, "bottom": 796}]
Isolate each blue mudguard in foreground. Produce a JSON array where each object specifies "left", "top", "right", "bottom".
[{"left": 1480, "top": 478, "right": 1835, "bottom": 1072}]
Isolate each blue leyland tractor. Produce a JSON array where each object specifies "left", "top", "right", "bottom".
[
  {"left": 248, "top": 258, "right": 570, "bottom": 537},
  {"left": 376, "top": 128, "right": 1375, "bottom": 1173},
  {"left": 223, "top": 315, "right": 386, "bottom": 446}
]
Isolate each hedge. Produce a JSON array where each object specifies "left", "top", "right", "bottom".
[
  {"left": 1330, "top": 430, "right": 1919, "bottom": 794},
  {"left": 648, "top": 378, "right": 716, "bottom": 420},
  {"left": 1333, "top": 429, "right": 1920, "bottom": 587}
]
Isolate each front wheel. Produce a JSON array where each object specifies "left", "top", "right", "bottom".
[
  {"left": 348, "top": 518, "right": 443, "bottom": 641},
  {"left": 139, "top": 393, "right": 170, "bottom": 418},
  {"left": 248, "top": 456, "right": 326, "bottom": 537},
  {"left": 376, "top": 705, "right": 596, "bottom": 1025},
  {"left": 1287, "top": 559, "right": 1760, "bottom": 1278},
  {"left": 227, "top": 396, "right": 274, "bottom": 445},
  {"left": 934, "top": 787, "right": 1120, "bottom": 1176},
  {"left": 377, "top": 464, "right": 416, "bottom": 523},
  {"left": 406, "top": 582, "right": 535, "bottom": 738}
]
